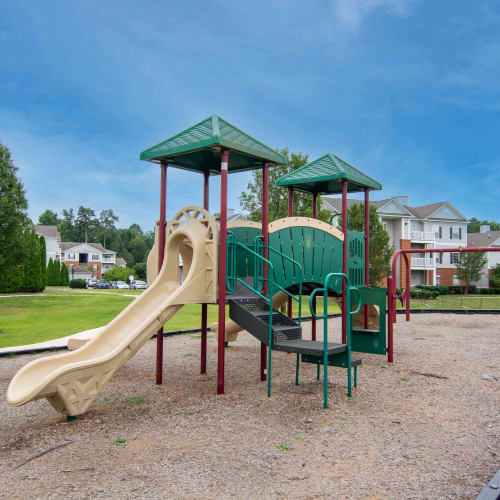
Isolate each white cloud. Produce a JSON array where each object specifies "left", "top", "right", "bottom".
[{"left": 331, "top": 0, "right": 412, "bottom": 29}]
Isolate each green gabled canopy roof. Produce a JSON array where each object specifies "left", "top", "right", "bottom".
[
  {"left": 140, "top": 115, "right": 287, "bottom": 174},
  {"left": 275, "top": 153, "right": 382, "bottom": 194}
]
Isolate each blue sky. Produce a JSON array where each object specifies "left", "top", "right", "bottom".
[{"left": 1, "top": 0, "right": 499, "bottom": 230}]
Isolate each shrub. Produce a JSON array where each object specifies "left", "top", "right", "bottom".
[
  {"left": 69, "top": 279, "right": 86, "bottom": 289},
  {"left": 60, "top": 263, "right": 69, "bottom": 286},
  {"left": 478, "top": 287, "right": 500, "bottom": 295},
  {"left": 448, "top": 285, "right": 477, "bottom": 294}
]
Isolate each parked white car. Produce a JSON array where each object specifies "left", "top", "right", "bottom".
[
  {"left": 113, "top": 281, "right": 130, "bottom": 289},
  {"left": 130, "top": 280, "right": 148, "bottom": 290}
]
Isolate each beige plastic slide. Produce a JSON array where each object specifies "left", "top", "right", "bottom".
[{"left": 7, "top": 207, "right": 218, "bottom": 416}]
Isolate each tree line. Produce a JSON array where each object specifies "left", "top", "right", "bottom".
[
  {"left": 38, "top": 208, "right": 154, "bottom": 280},
  {"left": 0, "top": 144, "right": 48, "bottom": 292}
]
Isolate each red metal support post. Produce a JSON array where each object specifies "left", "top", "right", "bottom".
[
  {"left": 217, "top": 150, "right": 229, "bottom": 395},
  {"left": 200, "top": 171, "right": 209, "bottom": 374},
  {"left": 311, "top": 192, "right": 318, "bottom": 341},
  {"left": 287, "top": 187, "right": 293, "bottom": 318},
  {"left": 341, "top": 179, "right": 348, "bottom": 344},
  {"left": 156, "top": 161, "right": 167, "bottom": 385},
  {"left": 261, "top": 162, "right": 269, "bottom": 381},
  {"left": 364, "top": 188, "right": 370, "bottom": 329}
]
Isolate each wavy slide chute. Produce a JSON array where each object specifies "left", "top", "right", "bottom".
[{"left": 7, "top": 207, "right": 218, "bottom": 416}]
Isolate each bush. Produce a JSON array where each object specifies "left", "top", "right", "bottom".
[
  {"left": 448, "top": 285, "right": 477, "bottom": 294},
  {"left": 478, "top": 287, "right": 500, "bottom": 295},
  {"left": 69, "top": 279, "right": 86, "bottom": 289}
]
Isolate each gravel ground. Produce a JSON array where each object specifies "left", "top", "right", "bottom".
[{"left": 0, "top": 314, "right": 498, "bottom": 499}]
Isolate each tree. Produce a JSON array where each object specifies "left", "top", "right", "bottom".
[
  {"left": 133, "top": 262, "right": 147, "bottom": 281},
  {"left": 99, "top": 209, "right": 119, "bottom": 249},
  {"left": 47, "top": 258, "right": 57, "bottom": 286},
  {"left": 58, "top": 208, "right": 78, "bottom": 241},
  {"left": 102, "top": 266, "right": 135, "bottom": 282},
  {"left": 38, "top": 209, "right": 59, "bottom": 225},
  {"left": 0, "top": 143, "right": 30, "bottom": 271},
  {"left": 39, "top": 235, "right": 47, "bottom": 288},
  {"left": 490, "top": 264, "right": 500, "bottom": 288},
  {"left": 342, "top": 203, "right": 394, "bottom": 286},
  {"left": 455, "top": 251, "right": 487, "bottom": 294},
  {"left": 60, "top": 262, "right": 69, "bottom": 286},
  {"left": 22, "top": 230, "right": 43, "bottom": 292},
  {"left": 75, "top": 206, "right": 97, "bottom": 243},
  {"left": 239, "top": 148, "right": 331, "bottom": 223},
  {"left": 468, "top": 217, "right": 500, "bottom": 233}
]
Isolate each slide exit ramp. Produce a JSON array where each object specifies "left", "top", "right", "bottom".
[{"left": 7, "top": 207, "right": 218, "bottom": 416}]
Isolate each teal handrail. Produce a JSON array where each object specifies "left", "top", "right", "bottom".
[
  {"left": 226, "top": 232, "right": 275, "bottom": 398},
  {"left": 227, "top": 232, "right": 304, "bottom": 399},
  {"left": 254, "top": 236, "right": 303, "bottom": 325},
  {"left": 330, "top": 213, "right": 350, "bottom": 230},
  {"left": 309, "top": 273, "right": 362, "bottom": 408}
]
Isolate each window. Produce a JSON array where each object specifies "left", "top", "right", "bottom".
[
  {"left": 383, "top": 223, "right": 387, "bottom": 230},
  {"left": 450, "top": 253, "right": 461, "bottom": 265},
  {"left": 436, "top": 275, "right": 440, "bottom": 285},
  {"left": 436, "top": 254, "right": 442, "bottom": 264},
  {"left": 451, "top": 226, "right": 461, "bottom": 239},
  {"left": 434, "top": 226, "right": 442, "bottom": 239},
  {"left": 91, "top": 254, "right": 99, "bottom": 261},
  {"left": 67, "top": 253, "right": 75, "bottom": 260}
]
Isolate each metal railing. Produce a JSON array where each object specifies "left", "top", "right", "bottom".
[
  {"left": 410, "top": 231, "right": 434, "bottom": 241},
  {"left": 411, "top": 257, "right": 435, "bottom": 268},
  {"left": 310, "top": 273, "right": 362, "bottom": 408},
  {"left": 226, "top": 232, "right": 303, "bottom": 397}
]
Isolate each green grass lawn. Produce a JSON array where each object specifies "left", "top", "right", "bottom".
[
  {"left": 0, "top": 287, "right": 498, "bottom": 348},
  {"left": 396, "top": 294, "right": 500, "bottom": 310}
]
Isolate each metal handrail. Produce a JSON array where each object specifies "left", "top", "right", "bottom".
[
  {"left": 226, "top": 232, "right": 275, "bottom": 398},
  {"left": 254, "top": 236, "right": 303, "bottom": 325},
  {"left": 309, "top": 273, "right": 362, "bottom": 408}
]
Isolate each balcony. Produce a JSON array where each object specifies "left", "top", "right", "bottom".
[
  {"left": 410, "top": 231, "right": 434, "bottom": 241},
  {"left": 411, "top": 257, "right": 434, "bottom": 269}
]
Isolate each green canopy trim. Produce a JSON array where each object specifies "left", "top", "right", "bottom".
[
  {"left": 275, "top": 153, "right": 382, "bottom": 194},
  {"left": 140, "top": 115, "right": 287, "bottom": 174}
]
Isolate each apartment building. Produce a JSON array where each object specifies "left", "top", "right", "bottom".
[
  {"left": 60, "top": 242, "right": 117, "bottom": 280},
  {"left": 33, "top": 225, "right": 61, "bottom": 264},
  {"left": 322, "top": 196, "right": 469, "bottom": 287},
  {"left": 468, "top": 227, "right": 500, "bottom": 288}
]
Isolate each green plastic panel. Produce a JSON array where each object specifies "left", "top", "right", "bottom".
[
  {"left": 347, "top": 229, "right": 365, "bottom": 288},
  {"left": 350, "top": 286, "right": 387, "bottom": 355},
  {"left": 268, "top": 226, "right": 343, "bottom": 294},
  {"left": 228, "top": 227, "right": 262, "bottom": 279},
  {"left": 301, "top": 352, "right": 351, "bottom": 367}
]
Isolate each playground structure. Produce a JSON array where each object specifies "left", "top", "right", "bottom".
[{"left": 7, "top": 115, "right": 391, "bottom": 417}]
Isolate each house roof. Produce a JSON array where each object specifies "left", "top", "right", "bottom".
[
  {"left": 140, "top": 115, "right": 287, "bottom": 174},
  {"left": 276, "top": 153, "right": 382, "bottom": 194},
  {"left": 322, "top": 196, "right": 468, "bottom": 222},
  {"left": 60, "top": 242, "right": 115, "bottom": 253},
  {"left": 116, "top": 257, "right": 127, "bottom": 265},
  {"left": 468, "top": 230, "right": 500, "bottom": 248},
  {"left": 403, "top": 202, "right": 447, "bottom": 219},
  {"left": 34, "top": 225, "right": 60, "bottom": 239}
]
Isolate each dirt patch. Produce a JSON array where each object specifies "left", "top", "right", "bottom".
[{"left": 0, "top": 314, "right": 498, "bottom": 499}]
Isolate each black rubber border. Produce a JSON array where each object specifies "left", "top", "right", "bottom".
[{"left": 2, "top": 310, "right": 499, "bottom": 357}]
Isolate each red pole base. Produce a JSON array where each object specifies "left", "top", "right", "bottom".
[
  {"left": 156, "top": 327, "right": 163, "bottom": 384},
  {"left": 260, "top": 343, "right": 267, "bottom": 381},
  {"left": 200, "top": 304, "right": 207, "bottom": 374}
]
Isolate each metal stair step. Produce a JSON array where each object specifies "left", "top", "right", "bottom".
[{"left": 272, "top": 340, "right": 347, "bottom": 356}]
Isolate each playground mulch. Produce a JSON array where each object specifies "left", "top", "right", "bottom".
[{"left": 0, "top": 314, "right": 498, "bottom": 499}]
